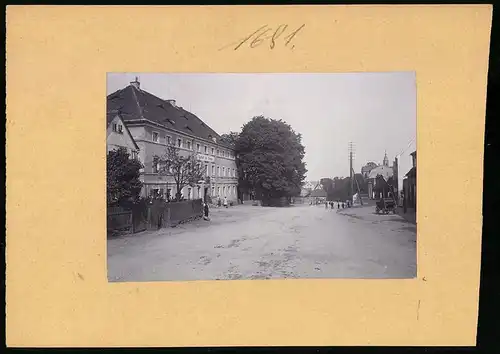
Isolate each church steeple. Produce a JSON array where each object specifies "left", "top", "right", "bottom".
[{"left": 383, "top": 150, "right": 389, "bottom": 167}]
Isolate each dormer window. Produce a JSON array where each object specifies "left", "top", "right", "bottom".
[
  {"left": 187, "top": 141, "right": 191, "bottom": 150},
  {"left": 152, "top": 131, "right": 159, "bottom": 143},
  {"left": 177, "top": 138, "right": 182, "bottom": 147},
  {"left": 118, "top": 124, "right": 123, "bottom": 133}
]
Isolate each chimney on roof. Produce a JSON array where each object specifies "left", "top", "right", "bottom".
[
  {"left": 130, "top": 76, "right": 140, "bottom": 89},
  {"left": 166, "top": 99, "right": 177, "bottom": 107}
]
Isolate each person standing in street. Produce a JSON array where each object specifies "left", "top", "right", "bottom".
[{"left": 203, "top": 202, "right": 210, "bottom": 221}]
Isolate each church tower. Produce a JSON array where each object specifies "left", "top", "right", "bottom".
[{"left": 383, "top": 151, "right": 389, "bottom": 167}]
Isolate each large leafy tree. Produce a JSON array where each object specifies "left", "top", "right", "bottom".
[
  {"left": 107, "top": 148, "right": 143, "bottom": 206},
  {"left": 158, "top": 144, "right": 205, "bottom": 201},
  {"left": 220, "top": 131, "right": 240, "bottom": 146},
  {"left": 235, "top": 116, "right": 307, "bottom": 200},
  {"left": 320, "top": 178, "right": 335, "bottom": 199}
]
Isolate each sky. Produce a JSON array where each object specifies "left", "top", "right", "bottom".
[{"left": 107, "top": 72, "right": 416, "bottom": 182}]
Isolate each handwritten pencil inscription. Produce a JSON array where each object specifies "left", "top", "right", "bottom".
[{"left": 219, "top": 24, "right": 306, "bottom": 51}]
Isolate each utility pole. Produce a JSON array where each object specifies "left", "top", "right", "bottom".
[{"left": 348, "top": 142, "right": 355, "bottom": 202}]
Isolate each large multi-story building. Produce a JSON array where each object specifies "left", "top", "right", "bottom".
[{"left": 106, "top": 78, "right": 238, "bottom": 202}]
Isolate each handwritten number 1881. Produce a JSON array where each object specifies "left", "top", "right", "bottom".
[{"left": 220, "top": 24, "right": 305, "bottom": 51}]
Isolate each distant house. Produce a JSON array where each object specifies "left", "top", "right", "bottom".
[
  {"left": 309, "top": 188, "right": 327, "bottom": 204},
  {"left": 300, "top": 187, "right": 311, "bottom": 197},
  {"left": 366, "top": 152, "right": 394, "bottom": 199},
  {"left": 106, "top": 113, "right": 139, "bottom": 159},
  {"left": 300, "top": 180, "right": 317, "bottom": 197},
  {"left": 361, "top": 162, "right": 378, "bottom": 179}
]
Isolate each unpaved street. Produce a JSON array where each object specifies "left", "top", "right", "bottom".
[{"left": 107, "top": 204, "right": 416, "bottom": 281}]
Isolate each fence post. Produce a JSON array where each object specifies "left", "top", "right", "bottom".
[{"left": 147, "top": 207, "right": 152, "bottom": 230}]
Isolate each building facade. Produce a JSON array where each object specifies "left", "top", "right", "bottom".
[
  {"left": 366, "top": 152, "right": 394, "bottom": 199},
  {"left": 107, "top": 78, "right": 238, "bottom": 202},
  {"left": 403, "top": 151, "right": 416, "bottom": 209}
]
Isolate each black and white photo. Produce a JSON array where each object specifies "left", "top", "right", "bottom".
[{"left": 106, "top": 72, "right": 417, "bottom": 281}]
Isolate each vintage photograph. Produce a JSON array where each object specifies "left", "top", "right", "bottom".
[{"left": 106, "top": 73, "right": 417, "bottom": 282}]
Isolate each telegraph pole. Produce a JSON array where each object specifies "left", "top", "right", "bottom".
[{"left": 348, "top": 142, "right": 355, "bottom": 202}]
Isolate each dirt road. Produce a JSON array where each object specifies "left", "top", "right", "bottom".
[{"left": 107, "top": 204, "right": 416, "bottom": 282}]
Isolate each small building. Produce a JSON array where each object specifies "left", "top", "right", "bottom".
[
  {"left": 309, "top": 188, "right": 327, "bottom": 204},
  {"left": 106, "top": 113, "right": 140, "bottom": 159},
  {"left": 366, "top": 152, "right": 394, "bottom": 199},
  {"left": 361, "top": 162, "right": 378, "bottom": 179}
]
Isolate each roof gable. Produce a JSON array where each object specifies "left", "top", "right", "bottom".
[{"left": 107, "top": 114, "right": 139, "bottom": 151}]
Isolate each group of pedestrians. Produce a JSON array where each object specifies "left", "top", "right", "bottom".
[{"left": 324, "top": 200, "right": 350, "bottom": 210}]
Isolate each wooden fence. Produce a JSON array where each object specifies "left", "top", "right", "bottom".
[{"left": 107, "top": 199, "right": 203, "bottom": 236}]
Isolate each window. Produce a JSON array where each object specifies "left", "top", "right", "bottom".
[
  {"left": 211, "top": 187, "right": 215, "bottom": 196},
  {"left": 217, "top": 186, "right": 220, "bottom": 195},
  {"left": 223, "top": 186, "right": 226, "bottom": 196},
  {"left": 188, "top": 188, "right": 192, "bottom": 200},
  {"left": 212, "top": 165, "right": 215, "bottom": 176},
  {"left": 222, "top": 167, "right": 225, "bottom": 176},
  {"left": 112, "top": 123, "right": 118, "bottom": 132},
  {"left": 118, "top": 124, "right": 123, "bottom": 133},
  {"left": 177, "top": 138, "right": 182, "bottom": 147},
  {"left": 217, "top": 166, "right": 220, "bottom": 176},
  {"left": 204, "top": 146, "right": 208, "bottom": 154},
  {"left": 197, "top": 143, "right": 200, "bottom": 152},
  {"left": 187, "top": 141, "right": 191, "bottom": 150},
  {"left": 211, "top": 147, "right": 214, "bottom": 155},
  {"left": 166, "top": 136, "right": 171, "bottom": 145},
  {"left": 152, "top": 132, "right": 159, "bottom": 143},
  {"left": 205, "top": 164, "right": 208, "bottom": 176},
  {"left": 217, "top": 149, "right": 220, "bottom": 156},
  {"left": 131, "top": 151, "right": 138, "bottom": 160},
  {"left": 150, "top": 188, "right": 160, "bottom": 198}
]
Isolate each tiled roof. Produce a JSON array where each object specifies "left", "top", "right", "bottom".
[
  {"left": 107, "top": 84, "right": 233, "bottom": 148},
  {"left": 405, "top": 166, "right": 416, "bottom": 178}
]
